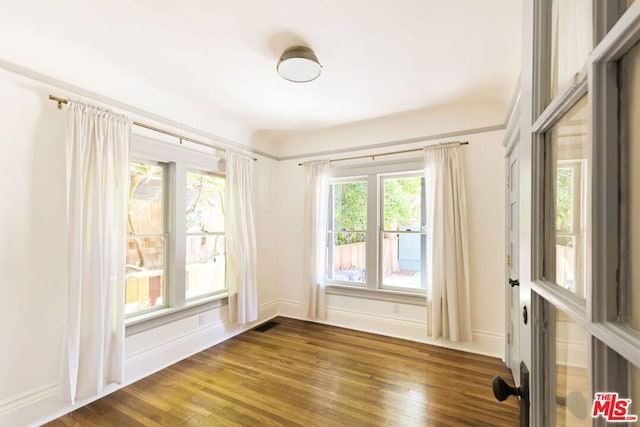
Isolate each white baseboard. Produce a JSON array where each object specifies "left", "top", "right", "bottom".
[
  {"left": 1, "top": 297, "right": 503, "bottom": 426},
  {"left": 1, "top": 300, "right": 278, "bottom": 427},
  {"left": 126, "top": 299, "right": 277, "bottom": 382},
  {"left": 0, "top": 384, "right": 58, "bottom": 426},
  {"left": 276, "top": 299, "right": 505, "bottom": 359}
]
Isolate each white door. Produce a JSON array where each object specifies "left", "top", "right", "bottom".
[{"left": 507, "top": 144, "right": 520, "bottom": 383}]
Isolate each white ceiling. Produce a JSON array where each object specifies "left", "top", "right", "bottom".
[{"left": 1, "top": 0, "right": 522, "bottom": 144}]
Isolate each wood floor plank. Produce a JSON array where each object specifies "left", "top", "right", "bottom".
[{"left": 46, "top": 317, "right": 519, "bottom": 426}]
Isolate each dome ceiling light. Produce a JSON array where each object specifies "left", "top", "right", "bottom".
[{"left": 277, "top": 46, "right": 322, "bottom": 83}]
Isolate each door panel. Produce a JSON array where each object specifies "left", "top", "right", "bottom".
[{"left": 508, "top": 146, "right": 521, "bottom": 382}]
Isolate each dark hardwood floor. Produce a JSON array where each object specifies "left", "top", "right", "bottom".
[{"left": 46, "top": 317, "right": 519, "bottom": 426}]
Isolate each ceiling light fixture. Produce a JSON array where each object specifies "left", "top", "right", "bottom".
[{"left": 277, "top": 46, "right": 322, "bottom": 83}]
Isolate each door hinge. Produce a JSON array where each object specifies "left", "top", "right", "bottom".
[
  {"left": 536, "top": 319, "right": 548, "bottom": 333},
  {"left": 506, "top": 177, "right": 510, "bottom": 189},
  {"left": 507, "top": 333, "right": 511, "bottom": 344},
  {"left": 506, "top": 255, "right": 511, "bottom": 266}
]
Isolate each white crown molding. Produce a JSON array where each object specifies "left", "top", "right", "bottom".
[
  {"left": 1, "top": 59, "right": 523, "bottom": 163},
  {"left": 0, "top": 59, "right": 278, "bottom": 161}
]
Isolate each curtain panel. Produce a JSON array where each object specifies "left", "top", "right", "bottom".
[
  {"left": 225, "top": 150, "right": 258, "bottom": 325},
  {"left": 303, "top": 161, "right": 330, "bottom": 318},
  {"left": 63, "top": 100, "right": 132, "bottom": 403},
  {"left": 424, "top": 145, "right": 472, "bottom": 342}
]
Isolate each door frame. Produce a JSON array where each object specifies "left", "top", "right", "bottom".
[
  {"left": 504, "top": 97, "right": 522, "bottom": 383},
  {"left": 523, "top": 1, "right": 640, "bottom": 425}
]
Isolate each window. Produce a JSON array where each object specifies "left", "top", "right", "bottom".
[
  {"left": 542, "top": 95, "right": 588, "bottom": 298},
  {"left": 126, "top": 160, "right": 167, "bottom": 315},
  {"left": 126, "top": 139, "right": 227, "bottom": 322},
  {"left": 186, "top": 171, "right": 226, "bottom": 299},
  {"left": 555, "top": 161, "right": 585, "bottom": 296},
  {"left": 381, "top": 174, "right": 426, "bottom": 290},
  {"left": 327, "top": 178, "right": 367, "bottom": 284},
  {"left": 327, "top": 168, "right": 426, "bottom": 293}
]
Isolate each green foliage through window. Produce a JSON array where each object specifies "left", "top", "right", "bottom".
[
  {"left": 331, "top": 181, "right": 367, "bottom": 245},
  {"left": 383, "top": 176, "right": 423, "bottom": 231}
]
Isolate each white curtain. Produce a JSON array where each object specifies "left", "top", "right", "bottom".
[
  {"left": 303, "top": 161, "right": 330, "bottom": 318},
  {"left": 63, "top": 100, "right": 132, "bottom": 403},
  {"left": 225, "top": 150, "right": 258, "bottom": 325},
  {"left": 424, "top": 145, "right": 472, "bottom": 342}
]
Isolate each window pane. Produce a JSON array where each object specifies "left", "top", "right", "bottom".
[
  {"left": 545, "top": 96, "right": 588, "bottom": 297},
  {"left": 622, "top": 40, "right": 640, "bottom": 332},
  {"left": 550, "top": 0, "right": 592, "bottom": 99},
  {"left": 330, "top": 181, "right": 367, "bottom": 231},
  {"left": 556, "top": 235, "right": 577, "bottom": 293},
  {"left": 633, "top": 364, "right": 640, "bottom": 418},
  {"left": 381, "top": 232, "right": 425, "bottom": 289},
  {"left": 186, "top": 235, "right": 225, "bottom": 298},
  {"left": 125, "top": 236, "right": 165, "bottom": 314},
  {"left": 556, "top": 167, "right": 574, "bottom": 233},
  {"left": 129, "top": 161, "right": 163, "bottom": 234},
  {"left": 327, "top": 231, "right": 366, "bottom": 283},
  {"left": 591, "top": 344, "right": 640, "bottom": 424},
  {"left": 383, "top": 176, "right": 425, "bottom": 231},
  {"left": 554, "top": 310, "right": 591, "bottom": 426},
  {"left": 186, "top": 172, "right": 225, "bottom": 233}
]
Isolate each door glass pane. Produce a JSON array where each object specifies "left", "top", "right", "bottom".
[
  {"left": 545, "top": 97, "right": 588, "bottom": 297},
  {"left": 554, "top": 310, "right": 591, "bottom": 426},
  {"left": 633, "top": 364, "right": 640, "bottom": 419},
  {"left": 591, "top": 344, "right": 640, "bottom": 424},
  {"left": 381, "top": 232, "right": 425, "bottom": 289},
  {"left": 550, "top": 0, "right": 593, "bottom": 100},
  {"left": 622, "top": 40, "right": 640, "bottom": 332},
  {"left": 186, "top": 235, "right": 225, "bottom": 298}
]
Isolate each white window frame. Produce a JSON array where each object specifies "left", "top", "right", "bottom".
[
  {"left": 126, "top": 133, "right": 228, "bottom": 334},
  {"left": 554, "top": 160, "right": 586, "bottom": 298},
  {"left": 126, "top": 158, "right": 169, "bottom": 317},
  {"left": 325, "top": 158, "right": 427, "bottom": 305},
  {"left": 379, "top": 172, "right": 427, "bottom": 292},
  {"left": 185, "top": 168, "right": 227, "bottom": 301},
  {"left": 327, "top": 175, "right": 369, "bottom": 287}
]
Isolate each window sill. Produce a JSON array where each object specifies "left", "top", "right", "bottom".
[
  {"left": 125, "top": 292, "right": 228, "bottom": 336},
  {"left": 325, "top": 284, "right": 426, "bottom": 306}
]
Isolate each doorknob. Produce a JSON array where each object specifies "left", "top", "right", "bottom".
[
  {"left": 492, "top": 376, "right": 526, "bottom": 401},
  {"left": 492, "top": 362, "right": 529, "bottom": 427},
  {"left": 509, "top": 278, "right": 519, "bottom": 287}
]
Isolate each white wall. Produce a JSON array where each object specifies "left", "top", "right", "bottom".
[
  {"left": 275, "top": 130, "right": 507, "bottom": 357},
  {"left": 256, "top": 99, "right": 506, "bottom": 158},
  {"left": 0, "top": 68, "right": 68, "bottom": 424},
  {"left": 0, "top": 68, "right": 280, "bottom": 426},
  {"left": 0, "top": 62, "right": 509, "bottom": 425}
]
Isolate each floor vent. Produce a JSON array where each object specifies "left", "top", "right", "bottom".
[{"left": 253, "top": 321, "right": 280, "bottom": 332}]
